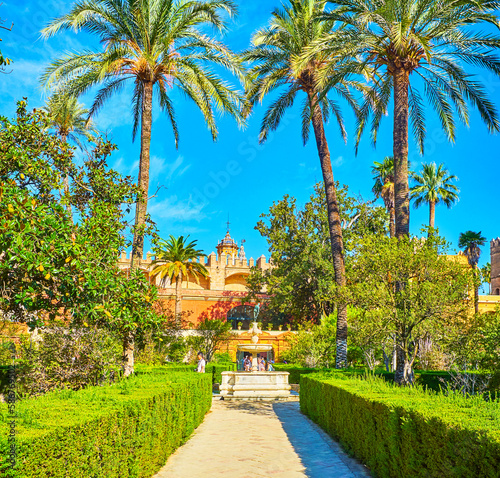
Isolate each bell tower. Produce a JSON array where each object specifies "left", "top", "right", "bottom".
[{"left": 216, "top": 220, "right": 239, "bottom": 258}]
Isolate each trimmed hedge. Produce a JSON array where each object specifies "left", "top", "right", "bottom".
[
  {"left": 274, "top": 364, "right": 500, "bottom": 392},
  {"left": 300, "top": 374, "right": 500, "bottom": 477},
  {"left": 136, "top": 362, "right": 236, "bottom": 384},
  {"left": 0, "top": 372, "right": 211, "bottom": 478},
  {"left": 273, "top": 364, "right": 334, "bottom": 384}
]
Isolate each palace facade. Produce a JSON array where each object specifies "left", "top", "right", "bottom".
[{"left": 118, "top": 231, "right": 272, "bottom": 326}]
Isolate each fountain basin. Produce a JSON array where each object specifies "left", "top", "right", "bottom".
[{"left": 220, "top": 371, "right": 291, "bottom": 401}]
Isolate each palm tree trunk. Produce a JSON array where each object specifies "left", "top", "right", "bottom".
[
  {"left": 131, "top": 80, "right": 153, "bottom": 270},
  {"left": 309, "top": 92, "right": 348, "bottom": 368},
  {"left": 125, "top": 80, "right": 153, "bottom": 377},
  {"left": 393, "top": 68, "right": 412, "bottom": 384},
  {"left": 393, "top": 68, "right": 410, "bottom": 239},
  {"left": 389, "top": 206, "right": 396, "bottom": 238},
  {"left": 175, "top": 273, "right": 183, "bottom": 325},
  {"left": 429, "top": 200, "right": 435, "bottom": 230},
  {"left": 473, "top": 266, "right": 479, "bottom": 314}
]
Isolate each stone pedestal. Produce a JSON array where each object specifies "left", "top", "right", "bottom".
[{"left": 220, "top": 371, "right": 291, "bottom": 401}]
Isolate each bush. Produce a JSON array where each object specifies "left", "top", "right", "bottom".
[
  {"left": 273, "top": 364, "right": 359, "bottom": 384},
  {"left": 376, "top": 369, "right": 500, "bottom": 395},
  {"left": 0, "top": 365, "right": 9, "bottom": 395},
  {"left": 279, "top": 317, "right": 337, "bottom": 368},
  {"left": 17, "top": 327, "right": 121, "bottom": 396},
  {"left": 0, "top": 372, "right": 211, "bottom": 478},
  {"left": 300, "top": 374, "right": 500, "bottom": 477},
  {"left": 135, "top": 362, "right": 236, "bottom": 384},
  {"left": 273, "top": 364, "right": 330, "bottom": 384},
  {"left": 0, "top": 339, "right": 15, "bottom": 366}
]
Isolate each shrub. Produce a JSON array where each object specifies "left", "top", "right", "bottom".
[
  {"left": 273, "top": 364, "right": 330, "bottom": 384},
  {"left": 16, "top": 327, "right": 121, "bottom": 396},
  {"left": 301, "top": 374, "right": 500, "bottom": 477},
  {"left": 273, "top": 364, "right": 359, "bottom": 384},
  {"left": 0, "top": 339, "right": 15, "bottom": 366},
  {"left": 135, "top": 362, "right": 236, "bottom": 384},
  {"left": 0, "top": 372, "right": 211, "bottom": 477},
  {"left": 280, "top": 317, "right": 337, "bottom": 367}
]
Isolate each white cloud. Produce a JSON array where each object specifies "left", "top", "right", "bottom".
[
  {"left": 150, "top": 155, "right": 191, "bottom": 183},
  {"left": 149, "top": 195, "right": 207, "bottom": 223},
  {"left": 332, "top": 156, "right": 344, "bottom": 167}
]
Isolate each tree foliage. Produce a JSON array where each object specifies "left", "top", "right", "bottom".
[
  {"left": 281, "top": 315, "right": 337, "bottom": 368},
  {"left": 0, "top": 101, "right": 161, "bottom": 374},
  {"left": 343, "top": 234, "right": 474, "bottom": 384},
  {"left": 247, "top": 182, "right": 388, "bottom": 323},
  {"left": 188, "top": 318, "right": 233, "bottom": 363}
]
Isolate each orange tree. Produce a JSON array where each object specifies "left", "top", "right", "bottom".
[{"left": 0, "top": 101, "right": 161, "bottom": 375}]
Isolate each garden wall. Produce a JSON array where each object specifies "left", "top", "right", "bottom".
[
  {"left": 0, "top": 372, "right": 211, "bottom": 478},
  {"left": 300, "top": 374, "right": 500, "bottom": 477}
]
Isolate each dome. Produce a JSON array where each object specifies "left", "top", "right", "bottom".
[{"left": 217, "top": 231, "right": 238, "bottom": 257}]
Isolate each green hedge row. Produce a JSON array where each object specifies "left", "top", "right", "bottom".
[
  {"left": 0, "top": 372, "right": 212, "bottom": 478},
  {"left": 136, "top": 362, "right": 236, "bottom": 384},
  {"left": 300, "top": 374, "right": 500, "bottom": 477},
  {"left": 274, "top": 364, "right": 500, "bottom": 392},
  {"left": 273, "top": 364, "right": 337, "bottom": 384}
]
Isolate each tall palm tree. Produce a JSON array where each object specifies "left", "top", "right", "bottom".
[
  {"left": 480, "top": 262, "right": 491, "bottom": 295},
  {"left": 151, "top": 235, "right": 208, "bottom": 324},
  {"left": 41, "top": 0, "right": 245, "bottom": 375},
  {"left": 411, "top": 162, "right": 459, "bottom": 231},
  {"left": 372, "top": 156, "right": 395, "bottom": 237},
  {"left": 243, "top": 0, "right": 364, "bottom": 368},
  {"left": 41, "top": 0, "right": 245, "bottom": 271},
  {"left": 459, "top": 230, "right": 486, "bottom": 314},
  {"left": 42, "top": 93, "right": 96, "bottom": 217},
  {"left": 311, "top": 0, "right": 500, "bottom": 239}
]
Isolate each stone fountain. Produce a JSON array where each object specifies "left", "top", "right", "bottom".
[{"left": 219, "top": 321, "right": 291, "bottom": 400}]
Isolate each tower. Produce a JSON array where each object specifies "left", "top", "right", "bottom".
[
  {"left": 216, "top": 221, "right": 238, "bottom": 258},
  {"left": 491, "top": 238, "right": 500, "bottom": 295}
]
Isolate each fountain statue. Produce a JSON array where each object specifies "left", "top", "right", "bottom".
[{"left": 219, "top": 316, "right": 291, "bottom": 400}]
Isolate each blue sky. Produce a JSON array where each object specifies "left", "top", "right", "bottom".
[{"left": 1, "top": 0, "right": 499, "bottom": 278}]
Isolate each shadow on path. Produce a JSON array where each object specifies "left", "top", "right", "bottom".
[
  {"left": 216, "top": 399, "right": 276, "bottom": 416},
  {"left": 272, "top": 402, "right": 371, "bottom": 478}
]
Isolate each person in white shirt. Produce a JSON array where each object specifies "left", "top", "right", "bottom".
[{"left": 196, "top": 352, "right": 206, "bottom": 373}]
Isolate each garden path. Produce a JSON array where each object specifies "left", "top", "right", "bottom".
[{"left": 153, "top": 398, "right": 371, "bottom": 478}]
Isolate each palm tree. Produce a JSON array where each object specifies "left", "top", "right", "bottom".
[
  {"left": 312, "top": 0, "right": 500, "bottom": 239},
  {"left": 151, "top": 236, "right": 208, "bottom": 324},
  {"left": 480, "top": 262, "right": 491, "bottom": 295},
  {"left": 372, "top": 156, "right": 395, "bottom": 237},
  {"left": 243, "top": 0, "right": 364, "bottom": 368},
  {"left": 42, "top": 93, "right": 96, "bottom": 217},
  {"left": 41, "top": 0, "right": 245, "bottom": 375},
  {"left": 411, "top": 163, "right": 459, "bottom": 231},
  {"left": 459, "top": 230, "right": 486, "bottom": 314},
  {"left": 41, "top": 0, "right": 245, "bottom": 271}
]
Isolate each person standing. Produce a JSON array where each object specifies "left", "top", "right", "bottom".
[
  {"left": 259, "top": 356, "right": 265, "bottom": 371},
  {"left": 196, "top": 351, "right": 206, "bottom": 373}
]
